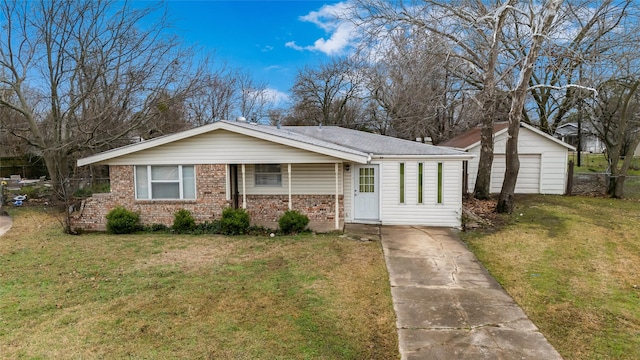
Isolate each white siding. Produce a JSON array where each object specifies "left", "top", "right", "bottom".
[
  {"left": 240, "top": 163, "right": 343, "bottom": 195},
  {"left": 378, "top": 160, "right": 462, "bottom": 227},
  {"left": 490, "top": 155, "right": 541, "bottom": 193},
  {"left": 343, "top": 164, "right": 353, "bottom": 221},
  {"left": 108, "top": 130, "right": 342, "bottom": 165},
  {"left": 466, "top": 127, "right": 568, "bottom": 195}
]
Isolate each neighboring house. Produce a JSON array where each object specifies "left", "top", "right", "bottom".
[
  {"left": 72, "top": 120, "right": 473, "bottom": 232},
  {"left": 440, "top": 122, "right": 574, "bottom": 195},
  {"left": 554, "top": 122, "right": 605, "bottom": 153}
]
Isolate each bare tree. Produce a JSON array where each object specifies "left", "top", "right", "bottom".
[
  {"left": 353, "top": 0, "right": 518, "bottom": 199},
  {"left": 497, "top": 0, "right": 564, "bottom": 213},
  {"left": 587, "top": 79, "right": 640, "bottom": 197},
  {"left": 360, "top": 30, "right": 474, "bottom": 143},
  {"left": 288, "top": 58, "right": 364, "bottom": 128},
  {"left": 524, "top": 0, "right": 632, "bottom": 134},
  {"left": 236, "top": 70, "right": 272, "bottom": 122},
  {"left": 0, "top": 0, "right": 203, "bottom": 200},
  {"left": 185, "top": 66, "right": 237, "bottom": 125}
]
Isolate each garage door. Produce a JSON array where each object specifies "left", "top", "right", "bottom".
[{"left": 490, "top": 154, "right": 541, "bottom": 194}]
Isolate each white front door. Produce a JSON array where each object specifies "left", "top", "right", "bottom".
[{"left": 354, "top": 165, "right": 379, "bottom": 220}]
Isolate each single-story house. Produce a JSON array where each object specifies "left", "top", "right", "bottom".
[
  {"left": 440, "top": 122, "right": 574, "bottom": 195},
  {"left": 72, "top": 120, "right": 473, "bottom": 232},
  {"left": 553, "top": 122, "right": 605, "bottom": 153}
]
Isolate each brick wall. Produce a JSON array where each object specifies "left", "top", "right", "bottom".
[
  {"left": 246, "top": 194, "right": 343, "bottom": 222},
  {"left": 70, "top": 164, "right": 229, "bottom": 231},
  {"left": 70, "top": 165, "right": 343, "bottom": 231}
]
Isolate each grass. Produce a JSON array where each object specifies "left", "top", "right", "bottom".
[
  {"left": 569, "top": 153, "right": 640, "bottom": 175},
  {"left": 0, "top": 207, "right": 398, "bottom": 359},
  {"left": 461, "top": 195, "right": 640, "bottom": 360}
]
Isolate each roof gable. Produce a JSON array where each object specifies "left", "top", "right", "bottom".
[
  {"left": 78, "top": 121, "right": 470, "bottom": 166},
  {"left": 439, "top": 123, "right": 509, "bottom": 150}
]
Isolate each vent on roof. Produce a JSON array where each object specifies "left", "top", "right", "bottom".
[{"left": 236, "top": 116, "right": 247, "bottom": 122}]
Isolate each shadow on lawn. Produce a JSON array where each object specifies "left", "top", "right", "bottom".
[{"left": 513, "top": 197, "right": 569, "bottom": 238}]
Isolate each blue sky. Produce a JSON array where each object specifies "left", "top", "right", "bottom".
[{"left": 164, "top": 0, "right": 353, "bottom": 105}]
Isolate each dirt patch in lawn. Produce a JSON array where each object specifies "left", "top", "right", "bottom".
[{"left": 135, "top": 239, "right": 237, "bottom": 271}]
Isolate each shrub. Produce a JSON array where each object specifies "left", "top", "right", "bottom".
[
  {"left": 192, "top": 220, "right": 222, "bottom": 235},
  {"left": 92, "top": 182, "right": 111, "bottom": 194},
  {"left": 247, "top": 225, "right": 274, "bottom": 236},
  {"left": 278, "top": 210, "right": 309, "bottom": 234},
  {"left": 219, "top": 208, "right": 250, "bottom": 235},
  {"left": 144, "top": 223, "right": 170, "bottom": 233},
  {"left": 20, "top": 185, "right": 42, "bottom": 199},
  {"left": 173, "top": 209, "right": 196, "bottom": 233},
  {"left": 106, "top": 206, "right": 141, "bottom": 234},
  {"left": 73, "top": 187, "right": 93, "bottom": 198}
]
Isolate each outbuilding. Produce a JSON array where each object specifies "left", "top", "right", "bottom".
[
  {"left": 72, "top": 120, "right": 473, "bottom": 232},
  {"left": 440, "top": 122, "right": 574, "bottom": 195}
]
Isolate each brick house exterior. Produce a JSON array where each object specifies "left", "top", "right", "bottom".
[
  {"left": 74, "top": 120, "right": 471, "bottom": 231},
  {"left": 71, "top": 165, "right": 343, "bottom": 231}
]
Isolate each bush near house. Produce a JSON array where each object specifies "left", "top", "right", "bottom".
[
  {"left": 219, "top": 207, "right": 250, "bottom": 235},
  {"left": 278, "top": 210, "right": 310, "bottom": 234},
  {"left": 105, "top": 206, "right": 141, "bottom": 234},
  {"left": 172, "top": 209, "right": 196, "bottom": 233}
]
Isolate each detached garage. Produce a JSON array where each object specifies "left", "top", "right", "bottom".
[{"left": 440, "top": 122, "right": 575, "bottom": 195}]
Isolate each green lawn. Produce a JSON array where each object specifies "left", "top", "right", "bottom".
[
  {"left": 461, "top": 195, "right": 640, "bottom": 360},
  {"left": 0, "top": 208, "right": 398, "bottom": 359},
  {"left": 569, "top": 153, "right": 640, "bottom": 175}
]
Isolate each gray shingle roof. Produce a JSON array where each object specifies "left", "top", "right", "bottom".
[
  {"left": 283, "top": 126, "right": 465, "bottom": 156},
  {"left": 222, "top": 121, "right": 368, "bottom": 157},
  {"left": 228, "top": 121, "right": 464, "bottom": 156}
]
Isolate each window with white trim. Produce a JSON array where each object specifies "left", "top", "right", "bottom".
[
  {"left": 255, "top": 164, "right": 282, "bottom": 186},
  {"left": 135, "top": 165, "right": 195, "bottom": 200}
]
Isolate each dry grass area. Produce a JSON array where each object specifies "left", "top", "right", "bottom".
[
  {"left": 0, "top": 208, "right": 398, "bottom": 359},
  {"left": 461, "top": 195, "right": 640, "bottom": 360}
]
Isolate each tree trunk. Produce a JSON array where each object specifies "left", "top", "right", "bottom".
[
  {"left": 605, "top": 80, "right": 640, "bottom": 198},
  {"left": 608, "top": 175, "right": 626, "bottom": 198},
  {"left": 496, "top": 119, "right": 520, "bottom": 214},
  {"left": 497, "top": 0, "right": 564, "bottom": 213},
  {"left": 473, "top": 0, "right": 516, "bottom": 200},
  {"left": 42, "top": 149, "right": 70, "bottom": 200},
  {"left": 473, "top": 122, "right": 494, "bottom": 199}
]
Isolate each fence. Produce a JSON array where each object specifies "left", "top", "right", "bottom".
[
  {"left": 67, "top": 177, "right": 111, "bottom": 196},
  {"left": 570, "top": 172, "right": 640, "bottom": 199},
  {"left": 0, "top": 157, "right": 48, "bottom": 179}
]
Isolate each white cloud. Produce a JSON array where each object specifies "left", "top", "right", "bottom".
[
  {"left": 264, "top": 88, "right": 290, "bottom": 106},
  {"left": 264, "top": 65, "right": 286, "bottom": 72},
  {"left": 285, "top": 41, "right": 304, "bottom": 51},
  {"left": 287, "top": 2, "right": 356, "bottom": 56}
]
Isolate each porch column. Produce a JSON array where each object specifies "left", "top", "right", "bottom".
[
  {"left": 335, "top": 162, "right": 340, "bottom": 230},
  {"left": 241, "top": 164, "right": 246, "bottom": 209},
  {"left": 288, "top": 163, "right": 292, "bottom": 210}
]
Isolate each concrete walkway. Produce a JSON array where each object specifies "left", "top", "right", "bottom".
[
  {"left": 379, "top": 226, "right": 562, "bottom": 360},
  {"left": 0, "top": 214, "right": 12, "bottom": 237}
]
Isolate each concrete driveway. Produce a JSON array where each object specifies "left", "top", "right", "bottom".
[{"left": 380, "top": 226, "right": 562, "bottom": 360}]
